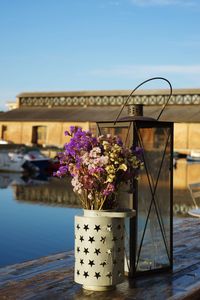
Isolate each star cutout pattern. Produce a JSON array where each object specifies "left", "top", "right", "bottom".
[
  {"left": 94, "top": 272, "right": 101, "bottom": 279},
  {"left": 84, "top": 224, "right": 89, "bottom": 231},
  {"left": 84, "top": 248, "right": 89, "bottom": 255},
  {"left": 83, "top": 271, "right": 89, "bottom": 278},
  {"left": 100, "top": 261, "right": 106, "bottom": 267},
  {"left": 75, "top": 218, "right": 125, "bottom": 284},
  {"left": 80, "top": 235, "right": 84, "bottom": 242},
  {"left": 100, "top": 236, "right": 106, "bottom": 243},
  {"left": 107, "top": 224, "right": 112, "bottom": 231},
  {"left": 94, "top": 248, "right": 101, "bottom": 256},
  {"left": 106, "top": 249, "right": 112, "bottom": 255},
  {"left": 88, "top": 260, "right": 95, "bottom": 267},
  {"left": 88, "top": 236, "right": 95, "bottom": 243},
  {"left": 106, "top": 272, "right": 112, "bottom": 278},
  {"left": 94, "top": 225, "right": 101, "bottom": 232}
]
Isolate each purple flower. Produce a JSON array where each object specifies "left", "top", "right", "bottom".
[
  {"left": 59, "top": 165, "right": 69, "bottom": 174},
  {"left": 103, "top": 183, "right": 115, "bottom": 196},
  {"left": 131, "top": 146, "right": 143, "bottom": 160},
  {"left": 53, "top": 126, "right": 143, "bottom": 210},
  {"left": 53, "top": 171, "right": 60, "bottom": 177},
  {"left": 64, "top": 130, "right": 70, "bottom": 136},
  {"left": 70, "top": 126, "right": 76, "bottom": 133},
  {"left": 116, "top": 137, "right": 123, "bottom": 146},
  {"left": 88, "top": 167, "right": 104, "bottom": 175},
  {"left": 54, "top": 165, "right": 69, "bottom": 178}
]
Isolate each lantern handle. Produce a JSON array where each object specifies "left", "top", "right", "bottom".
[{"left": 114, "top": 77, "right": 172, "bottom": 124}]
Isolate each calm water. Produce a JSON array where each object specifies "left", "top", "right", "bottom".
[
  {"left": 0, "top": 159, "right": 199, "bottom": 268},
  {"left": 0, "top": 173, "right": 81, "bottom": 267}
]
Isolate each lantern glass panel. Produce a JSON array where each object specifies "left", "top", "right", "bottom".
[
  {"left": 97, "top": 122, "right": 133, "bottom": 148},
  {"left": 97, "top": 121, "right": 134, "bottom": 211},
  {"left": 96, "top": 120, "right": 173, "bottom": 275},
  {"left": 135, "top": 125, "right": 172, "bottom": 272}
]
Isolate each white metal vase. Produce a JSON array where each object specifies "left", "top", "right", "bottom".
[{"left": 74, "top": 209, "right": 135, "bottom": 291}]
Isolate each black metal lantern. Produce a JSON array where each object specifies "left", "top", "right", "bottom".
[{"left": 96, "top": 78, "right": 174, "bottom": 276}]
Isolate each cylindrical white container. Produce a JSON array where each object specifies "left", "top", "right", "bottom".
[{"left": 74, "top": 209, "right": 135, "bottom": 291}]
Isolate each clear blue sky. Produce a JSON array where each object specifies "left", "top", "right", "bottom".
[{"left": 0, "top": 0, "right": 200, "bottom": 110}]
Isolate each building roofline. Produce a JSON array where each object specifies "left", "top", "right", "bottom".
[
  {"left": 0, "top": 105, "right": 200, "bottom": 123},
  {"left": 17, "top": 88, "right": 200, "bottom": 98}
]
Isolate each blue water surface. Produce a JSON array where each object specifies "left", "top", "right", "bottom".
[{"left": 0, "top": 183, "right": 81, "bottom": 267}]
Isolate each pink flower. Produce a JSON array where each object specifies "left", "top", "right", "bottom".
[
  {"left": 103, "top": 183, "right": 115, "bottom": 196},
  {"left": 81, "top": 175, "right": 95, "bottom": 190},
  {"left": 54, "top": 126, "right": 143, "bottom": 210}
]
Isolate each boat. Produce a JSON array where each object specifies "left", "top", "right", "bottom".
[
  {"left": 0, "top": 149, "right": 51, "bottom": 173},
  {"left": 0, "top": 139, "right": 9, "bottom": 145},
  {"left": 46, "top": 156, "right": 60, "bottom": 174},
  {"left": 173, "top": 151, "right": 187, "bottom": 159},
  {"left": 0, "top": 151, "right": 25, "bottom": 172},
  {"left": 23, "top": 150, "right": 50, "bottom": 172},
  {"left": 188, "top": 208, "right": 200, "bottom": 218},
  {"left": 187, "top": 150, "right": 200, "bottom": 162}
]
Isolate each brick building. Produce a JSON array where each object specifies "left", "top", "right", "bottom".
[{"left": 0, "top": 88, "right": 200, "bottom": 153}]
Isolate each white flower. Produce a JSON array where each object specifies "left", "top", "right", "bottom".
[
  {"left": 89, "top": 147, "right": 101, "bottom": 158},
  {"left": 99, "top": 155, "right": 109, "bottom": 165},
  {"left": 71, "top": 176, "right": 83, "bottom": 194},
  {"left": 88, "top": 193, "right": 93, "bottom": 200},
  {"left": 82, "top": 152, "right": 89, "bottom": 165},
  {"left": 88, "top": 163, "right": 96, "bottom": 170}
]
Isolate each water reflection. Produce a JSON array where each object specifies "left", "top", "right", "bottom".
[
  {"left": 0, "top": 159, "right": 199, "bottom": 216},
  {"left": 0, "top": 172, "right": 82, "bottom": 267},
  {"left": 173, "top": 159, "right": 200, "bottom": 216},
  {"left": 0, "top": 172, "right": 21, "bottom": 189},
  {"left": 0, "top": 172, "right": 80, "bottom": 207},
  {"left": 0, "top": 160, "right": 199, "bottom": 267},
  {"left": 14, "top": 177, "right": 80, "bottom": 208}
]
